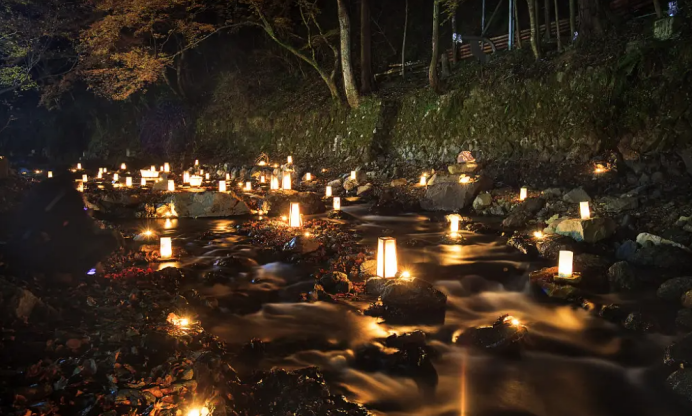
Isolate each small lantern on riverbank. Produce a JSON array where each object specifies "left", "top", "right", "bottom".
[
  {"left": 419, "top": 174, "right": 427, "bottom": 186},
  {"left": 163, "top": 162, "right": 170, "bottom": 173},
  {"left": 377, "top": 237, "right": 398, "bottom": 278},
  {"left": 447, "top": 214, "right": 462, "bottom": 237},
  {"left": 168, "top": 180, "right": 175, "bottom": 192},
  {"left": 120, "top": 163, "right": 126, "bottom": 170},
  {"left": 160, "top": 237, "right": 172, "bottom": 258},
  {"left": 47, "top": 171, "right": 53, "bottom": 178},
  {"left": 533, "top": 231, "right": 544, "bottom": 239},
  {"left": 77, "top": 163, "right": 82, "bottom": 170},
  {"left": 287, "top": 156, "right": 293, "bottom": 164},
  {"left": 125, "top": 177, "right": 132, "bottom": 187},
  {"left": 350, "top": 171, "right": 356, "bottom": 180},
  {"left": 282, "top": 173, "right": 291, "bottom": 190},
  {"left": 326, "top": 186, "right": 332, "bottom": 197},
  {"left": 219, "top": 181, "right": 227, "bottom": 192},
  {"left": 305, "top": 172, "right": 312, "bottom": 181},
  {"left": 77, "top": 182, "right": 84, "bottom": 192},
  {"left": 195, "top": 159, "right": 199, "bottom": 166},
  {"left": 260, "top": 175, "right": 266, "bottom": 183},
  {"left": 141, "top": 178, "right": 147, "bottom": 186},
  {"left": 520, "top": 187, "right": 528, "bottom": 201},
  {"left": 183, "top": 171, "right": 190, "bottom": 184},
  {"left": 580, "top": 201, "right": 590, "bottom": 220},
  {"left": 205, "top": 173, "right": 210, "bottom": 180},
  {"left": 245, "top": 181, "right": 251, "bottom": 191},
  {"left": 333, "top": 196, "right": 341, "bottom": 211},
  {"left": 113, "top": 173, "right": 119, "bottom": 182},
  {"left": 224, "top": 173, "right": 229, "bottom": 181},
  {"left": 82, "top": 174, "right": 88, "bottom": 182},
  {"left": 289, "top": 202, "right": 302, "bottom": 228},
  {"left": 270, "top": 176, "right": 279, "bottom": 190},
  {"left": 459, "top": 175, "right": 471, "bottom": 183},
  {"left": 557, "top": 250, "right": 574, "bottom": 279}
]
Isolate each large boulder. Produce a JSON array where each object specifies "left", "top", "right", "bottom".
[
  {"left": 262, "top": 190, "right": 325, "bottom": 216},
  {"left": 318, "top": 271, "right": 353, "bottom": 294},
  {"left": 168, "top": 191, "right": 249, "bottom": 218},
  {"left": 554, "top": 218, "right": 616, "bottom": 243},
  {"left": 563, "top": 187, "right": 591, "bottom": 203},
  {"left": 365, "top": 278, "right": 446, "bottom": 324},
  {"left": 447, "top": 162, "right": 478, "bottom": 175},
  {"left": 420, "top": 176, "right": 491, "bottom": 211},
  {"left": 601, "top": 196, "right": 639, "bottom": 213},
  {"left": 636, "top": 232, "right": 690, "bottom": 251}
]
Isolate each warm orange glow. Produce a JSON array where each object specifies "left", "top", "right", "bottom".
[
  {"left": 376, "top": 237, "right": 398, "bottom": 278},
  {"left": 557, "top": 250, "right": 574, "bottom": 278},
  {"left": 282, "top": 173, "right": 291, "bottom": 190},
  {"left": 77, "top": 183, "right": 84, "bottom": 192},
  {"left": 333, "top": 197, "right": 341, "bottom": 211},
  {"left": 200, "top": 169, "right": 204, "bottom": 175},
  {"left": 77, "top": 163, "right": 82, "bottom": 170},
  {"left": 113, "top": 173, "right": 119, "bottom": 181},
  {"left": 167, "top": 180, "right": 175, "bottom": 192},
  {"left": 205, "top": 173, "right": 210, "bottom": 180},
  {"left": 143, "top": 230, "right": 153, "bottom": 237},
  {"left": 82, "top": 174, "right": 88, "bottom": 182},
  {"left": 305, "top": 172, "right": 312, "bottom": 181},
  {"left": 125, "top": 177, "right": 132, "bottom": 187},
  {"left": 260, "top": 175, "right": 266, "bottom": 183},
  {"left": 459, "top": 175, "right": 471, "bottom": 183},
  {"left": 150, "top": 165, "right": 156, "bottom": 172},
  {"left": 186, "top": 406, "right": 209, "bottom": 417},
  {"left": 447, "top": 214, "right": 461, "bottom": 236},
  {"left": 183, "top": 171, "right": 190, "bottom": 184},
  {"left": 270, "top": 176, "right": 279, "bottom": 190},
  {"left": 141, "top": 178, "right": 147, "bottom": 186},
  {"left": 326, "top": 185, "right": 332, "bottom": 197},
  {"left": 163, "top": 162, "right": 170, "bottom": 172},
  {"left": 504, "top": 315, "right": 521, "bottom": 326},
  {"left": 533, "top": 231, "right": 544, "bottom": 239},
  {"left": 141, "top": 169, "right": 159, "bottom": 179},
  {"left": 120, "top": 163, "right": 126, "bottom": 170},
  {"left": 400, "top": 271, "right": 413, "bottom": 281},
  {"left": 47, "top": 171, "right": 53, "bottom": 178},
  {"left": 580, "top": 201, "right": 590, "bottom": 220},
  {"left": 194, "top": 159, "right": 199, "bottom": 166},
  {"left": 219, "top": 181, "right": 227, "bottom": 192},
  {"left": 350, "top": 171, "right": 356, "bottom": 180},
  {"left": 419, "top": 175, "right": 427, "bottom": 186},
  {"left": 164, "top": 218, "right": 173, "bottom": 229},
  {"left": 520, "top": 187, "right": 528, "bottom": 201},
  {"left": 244, "top": 181, "right": 251, "bottom": 191},
  {"left": 189, "top": 175, "right": 202, "bottom": 187},
  {"left": 160, "top": 237, "right": 172, "bottom": 258},
  {"left": 258, "top": 160, "right": 267, "bottom": 166},
  {"left": 289, "top": 202, "right": 302, "bottom": 228},
  {"left": 287, "top": 156, "right": 293, "bottom": 164},
  {"left": 225, "top": 173, "right": 230, "bottom": 180}
]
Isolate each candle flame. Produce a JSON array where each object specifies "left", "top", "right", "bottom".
[{"left": 533, "top": 231, "right": 544, "bottom": 239}]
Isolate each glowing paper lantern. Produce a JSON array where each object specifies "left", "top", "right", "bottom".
[
  {"left": 113, "top": 173, "right": 119, "bottom": 182},
  {"left": 520, "top": 187, "right": 528, "bottom": 201},
  {"left": 226, "top": 173, "right": 230, "bottom": 180},
  {"left": 77, "top": 163, "right": 82, "bottom": 170},
  {"left": 305, "top": 172, "right": 312, "bottom": 181},
  {"left": 163, "top": 162, "right": 169, "bottom": 173},
  {"left": 459, "top": 175, "right": 471, "bottom": 183},
  {"left": 160, "top": 237, "right": 172, "bottom": 258},
  {"left": 125, "top": 177, "right": 132, "bottom": 187},
  {"left": 350, "top": 171, "right": 356, "bottom": 180},
  {"left": 419, "top": 175, "right": 427, "bottom": 186},
  {"left": 260, "top": 175, "right": 266, "bottom": 183},
  {"left": 151, "top": 165, "right": 156, "bottom": 172},
  {"left": 282, "top": 173, "right": 291, "bottom": 190},
  {"left": 205, "top": 173, "right": 210, "bottom": 180},
  {"left": 219, "top": 181, "right": 227, "bottom": 192},
  {"left": 326, "top": 186, "right": 332, "bottom": 197},
  {"left": 82, "top": 174, "right": 88, "bottom": 182},
  {"left": 287, "top": 155, "right": 293, "bottom": 164},
  {"left": 270, "top": 176, "right": 279, "bottom": 190},
  {"left": 245, "top": 181, "right": 251, "bottom": 191},
  {"left": 195, "top": 159, "right": 199, "bottom": 166},
  {"left": 77, "top": 183, "right": 84, "bottom": 192},
  {"left": 120, "top": 163, "right": 126, "bottom": 170},
  {"left": 557, "top": 250, "right": 574, "bottom": 278},
  {"left": 376, "top": 237, "right": 398, "bottom": 278},
  {"left": 289, "top": 202, "right": 302, "bottom": 228},
  {"left": 168, "top": 180, "right": 175, "bottom": 192},
  {"left": 47, "top": 171, "right": 53, "bottom": 178},
  {"left": 333, "top": 197, "right": 341, "bottom": 211},
  {"left": 580, "top": 202, "right": 590, "bottom": 220},
  {"left": 141, "top": 178, "right": 147, "bottom": 186},
  {"left": 183, "top": 171, "right": 190, "bottom": 183}
]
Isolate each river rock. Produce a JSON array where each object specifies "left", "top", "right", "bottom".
[
  {"left": 607, "top": 261, "right": 640, "bottom": 292},
  {"left": 343, "top": 178, "right": 359, "bottom": 191},
  {"left": 627, "top": 245, "right": 691, "bottom": 270},
  {"left": 656, "top": 277, "right": 692, "bottom": 301},
  {"left": 263, "top": 190, "right": 325, "bottom": 216},
  {"left": 554, "top": 218, "right": 616, "bottom": 243},
  {"left": 623, "top": 311, "right": 658, "bottom": 332},
  {"left": 536, "top": 234, "right": 579, "bottom": 260},
  {"left": 664, "top": 333, "right": 692, "bottom": 367},
  {"left": 616, "top": 240, "right": 638, "bottom": 260},
  {"left": 601, "top": 196, "right": 639, "bottom": 213},
  {"left": 318, "top": 271, "right": 352, "bottom": 294},
  {"left": 666, "top": 368, "right": 692, "bottom": 404},
  {"left": 390, "top": 178, "right": 408, "bottom": 187},
  {"left": 542, "top": 188, "right": 562, "bottom": 198},
  {"left": 682, "top": 290, "right": 691, "bottom": 308},
  {"left": 167, "top": 191, "right": 249, "bottom": 217},
  {"left": 328, "top": 178, "right": 342, "bottom": 189},
  {"left": 636, "top": 232, "right": 689, "bottom": 251},
  {"left": 0, "top": 279, "right": 46, "bottom": 323},
  {"left": 472, "top": 193, "right": 492, "bottom": 210},
  {"left": 506, "top": 232, "right": 538, "bottom": 257},
  {"left": 501, "top": 211, "right": 531, "bottom": 229},
  {"left": 447, "top": 162, "right": 478, "bottom": 175},
  {"left": 563, "top": 187, "right": 591, "bottom": 203},
  {"left": 357, "top": 184, "right": 374, "bottom": 196},
  {"left": 283, "top": 236, "right": 320, "bottom": 254},
  {"left": 420, "top": 176, "right": 491, "bottom": 211},
  {"left": 366, "top": 278, "right": 446, "bottom": 324},
  {"left": 455, "top": 315, "right": 528, "bottom": 352}
]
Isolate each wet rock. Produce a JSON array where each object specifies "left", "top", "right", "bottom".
[
  {"left": 455, "top": 315, "right": 528, "bottom": 351},
  {"left": 542, "top": 188, "right": 562, "bottom": 198},
  {"left": 356, "top": 184, "right": 374, "bottom": 196},
  {"left": 536, "top": 235, "right": 579, "bottom": 260},
  {"left": 283, "top": 236, "right": 320, "bottom": 254},
  {"left": 327, "top": 178, "right": 342, "bottom": 190},
  {"left": 263, "top": 190, "right": 325, "bottom": 216},
  {"left": 501, "top": 211, "right": 531, "bottom": 229},
  {"left": 472, "top": 193, "right": 492, "bottom": 211},
  {"left": 636, "top": 232, "right": 689, "bottom": 251},
  {"left": 385, "top": 331, "right": 427, "bottom": 350},
  {"left": 627, "top": 244, "right": 691, "bottom": 270},
  {"left": 598, "top": 304, "right": 627, "bottom": 323},
  {"left": 318, "top": 271, "right": 353, "bottom": 294},
  {"left": 0, "top": 279, "right": 46, "bottom": 322},
  {"left": 370, "top": 188, "right": 420, "bottom": 215},
  {"left": 616, "top": 240, "right": 638, "bottom": 260},
  {"left": 390, "top": 178, "right": 408, "bottom": 187},
  {"left": 663, "top": 333, "right": 691, "bottom": 367},
  {"left": 563, "top": 187, "right": 591, "bottom": 203},
  {"left": 601, "top": 196, "right": 638, "bottom": 213},
  {"left": 607, "top": 261, "right": 641, "bottom": 292},
  {"left": 506, "top": 233, "right": 538, "bottom": 257},
  {"left": 682, "top": 290, "right": 691, "bottom": 308},
  {"left": 676, "top": 308, "right": 691, "bottom": 329},
  {"left": 448, "top": 162, "right": 478, "bottom": 175},
  {"left": 656, "top": 277, "right": 692, "bottom": 301},
  {"left": 554, "top": 218, "right": 616, "bottom": 243},
  {"left": 168, "top": 191, "right": 249, "bottom": 217},
  {"left": 343, "top": 178, "right": 359, "bottom": 191},
  {"left": 420, "top": 176, "right": 492, "bottom": 211},
  {"left": 623, "top": 312, "right": 658, "bottom": 332},
  {"left": 366, "top": 278, "right": 446, "bottom": 324},
  {"left": 214, "top": 255, "right": 259, "bottom": 272},
  {"left": 666, "top": 368, "right": 692, "bottom": 404}
]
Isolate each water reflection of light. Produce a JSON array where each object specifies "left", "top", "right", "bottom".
[{"left": 157, "top": 261, "right": 179, "bottom": 270}]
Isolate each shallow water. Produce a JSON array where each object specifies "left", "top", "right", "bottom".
[{"left": 120, "top": 205, "right": 684, "bottom": 415}]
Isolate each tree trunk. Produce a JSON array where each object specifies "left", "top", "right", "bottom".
[
  {"left": 360, "top": 0, "right": 374, "bottom": 93},
  {"left": 337, "top": 0, "right": 360, "bottom": 108},
  {"left": 653, "top": 0, "right": 663, "bottom": 18},
  {"left": 526, "top": 0, "right": 541, "bottom": 59},
  {"left": 176, "top": 50, "right": 187, "bottom": 99},
  {"left": 554, "top": 0, "right": 562, "bottom": 51},
  {"left": 514, "top": 0, "right": 522, "bottom": 48},
  {"left": 544, "top": 0, "right": 551, "bottom": 40},
  {"left": 451, "top": 13, "right": 458, "bottom": 63},
  {"left": 569, "top": 0, "right": 576, "bottom": 41},
  {"left": 429, "top": 0, "right": 440, "bottom": 92},
  {"left": 577, "top": 0, "right": 604, "bottom": 41},
  {"left": 401, "top": 0, "right": 408, "bottom": 77}
]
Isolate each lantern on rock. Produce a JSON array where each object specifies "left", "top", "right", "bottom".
[{"left": 376, "top": 237, "right": 398, "bottom": 278}]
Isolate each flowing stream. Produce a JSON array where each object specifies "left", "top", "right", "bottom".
[{"left": 120, "top": 205, "right": 682, "bottom": 415}]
